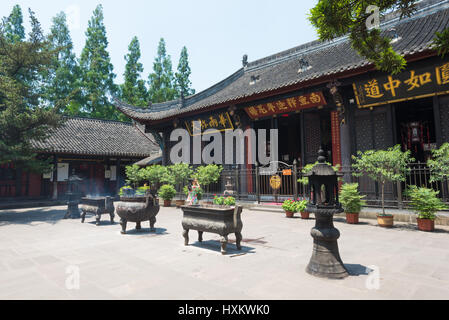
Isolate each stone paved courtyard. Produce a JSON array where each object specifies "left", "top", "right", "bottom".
[{"left": 1, "top": 205, "right": 449, "bottom": 300}]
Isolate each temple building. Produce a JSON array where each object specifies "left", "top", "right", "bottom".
[
  {"left": 115, "top": 0, "right": 449, "bottom": 203},
  {"left": 0, "top": 117, "right": 160, "bottom": 201}
]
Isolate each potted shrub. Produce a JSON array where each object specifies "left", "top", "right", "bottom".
[
  {"left": 169, "top": 163, "right": 194, "bottom": 207},
  {"left": 339, "top": 183, "right": 366, "bottom": 224},
  {"left": 352, "top": 145, "right": 413, "bottom": 228},
  {"left": 296, "top": 200, "right": 309, "bottom": 219},
  {"left": 282, "top": 199, "right": 298, "bottom": 218},
  {"left": 406, "top": 186, "right": 447, "bottom": 232},
  {"left": 158, "top": 184, "right": 176, "bottom": 207}
]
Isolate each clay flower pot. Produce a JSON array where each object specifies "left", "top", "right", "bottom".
[
  {"left": 163, "top": 200, "right": 172, "bottom": 207},
  {"left": 300, "top": 211, "right": 310, "bottom": 219},
  {"left": 346, "top": 212, "right": 359, "bottom": 224},
  {"left": 377, "top": 215, "right": 394, "bottom": 228},
  {"left": 417, "top": 218, "right": 435, "bottom": 232},
  {"left": 285, "top": 211, "right": 294, "bottom": 218}
]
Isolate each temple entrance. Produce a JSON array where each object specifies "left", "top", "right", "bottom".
[
  {"left": 278, "top": 114, "right": 302, "bottom": 164},
  {"left": 394, "top": 97, "right": 436, "bottom": 163}
]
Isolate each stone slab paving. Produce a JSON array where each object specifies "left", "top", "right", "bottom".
[{"left": 1, "top": 206, "right": 449, "bottom": 300}]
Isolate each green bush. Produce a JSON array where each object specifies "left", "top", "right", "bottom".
[
  {"left": 213, "top": 195, "right": 225, "bottom": 205},
  {"left": 339, "top": 183, "right": 366, "bottom": 214},
  {"left": 295, "top": 200, "right": 308, "bottom": 213},
  {"left": 135, "top": 185, "right": 151, "bottom": 196},
  {"left": 119, "top": 185, "right": 133, "bottom": 196},
  {"left": 141, "top": 165, "right": 174, "bottom": 189},
  {"left": 125, "top": 165, "right": 144, "bottom": 189},
  {"left": 406, "top": 186, "right": 447, "bottom": 220},
  {"left": 169, "top": 163, "right": 193, "bottom": 187},
  {"left": 428, "top": 143, "right": 449, "bottom": 183},
  {"left": 158, "top": 184, "right": 176, "bottom": 201},
  {"left": 224, "top": 196, "right": 236, "bottom": 206},
  {"left": 193, "top": 164, "right": 223, "bottom": 187},
  {"left": 282, "top": 199, "right": 298, "bottom": 213}
]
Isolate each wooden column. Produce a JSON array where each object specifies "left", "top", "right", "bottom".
[
  {"left": 52, "top": 155, "right": 58, "bottom": 200},
  {"left": 433, "top": 96, "right": 443, "bottom": 147}
]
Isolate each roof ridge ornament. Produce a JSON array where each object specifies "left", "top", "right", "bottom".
[
  {"left": 242, "top": 54, "right": 248, "bottom": 68},
  {"left": 298, "top": 57, "right": 312, "bottom": 73}
]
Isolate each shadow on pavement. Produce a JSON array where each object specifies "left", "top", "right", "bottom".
[
  {"left": 0, "top": 207, "right": 66, "bottom": 226},
  {"left": 124, "top": 227, "right": 168, "bottom": 236},
  {"left": 190, "top": 239, "right": 255, "bottom": 256},
  {"left": 345, "top": 264, "right": 371, "bottom": 276}
]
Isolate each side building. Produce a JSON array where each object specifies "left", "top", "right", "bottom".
[{"left": 0, "top": 117, "right": 160, "bottom": 201}]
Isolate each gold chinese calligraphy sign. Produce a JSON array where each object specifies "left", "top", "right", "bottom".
[
  {"left": 353, "top": 60, "right": 449, "bottom": 109},
  {"left": 244, "top": 92, "right": 327, "bottom": 120},
  {"left": 184, "top": 111, "right": 234, "bottom": 136}
]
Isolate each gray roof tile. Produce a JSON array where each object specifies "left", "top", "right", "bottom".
[{"left": 31, "top": 117, "right": 160, "bottom": 158}]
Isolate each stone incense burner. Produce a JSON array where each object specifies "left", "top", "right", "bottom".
[
  {"left": 181, "top": 204, "right": 243, "bottom": 255},
  {"left": 115, "top": 194, "right": 160, "bottom": 234}
]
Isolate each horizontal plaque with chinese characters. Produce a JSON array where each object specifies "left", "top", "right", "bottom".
[
  {"left": 184, "top": 112, "right": 234, "bottom": 136},
  {"left": 244, "top": 92, "right": 327, "bottom": 119},
  {"left": 353, "top": 59, "right": 449, "bottom": 108}
]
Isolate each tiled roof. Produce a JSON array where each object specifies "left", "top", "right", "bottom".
[
  {"left": 31, "top": 117, "right": 160, "bottom": 158},
  {"left": 116, "top": 0, "right": 449, "bottom": 122}
]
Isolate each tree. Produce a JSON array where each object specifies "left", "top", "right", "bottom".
[
  {"left": 193, "top": 164, "right": 223, "bottom": 199},
  {"left": 148, "top": 38, "right": 177, "bottom": 103},
  {"left": 120, "top": 36, "right": 148, "bottom": 108},
  {"left": 352, "top": 145, "right": 413, "bottom": 215},
  {"left": 42, "top": 12, "right": 80, "bottom": 114},
  {"left": 309, "top": 1, "right": 449, "bottom": 75},
  {"left": 428, "top": 143, "right": 449, "bottom": 183},
  {"left": 175, "top": 46, "right": 195, "bottom": 97},
  {"left": 79, "top": 4, "right": 118, "bottom": 120},
  {"left": 0, "top": 9, "right": 62, "bottom": 174},
  {"left": 3, "top": 4, "right": 25, "bottom": 43}
]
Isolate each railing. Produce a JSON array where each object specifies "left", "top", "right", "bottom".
[{"left": 203, "top": 163, "right": 449, "bottom": 209}]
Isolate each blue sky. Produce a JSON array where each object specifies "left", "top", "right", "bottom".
[{"left": 1, "top": 0, "right": 319, "bottom": 93}]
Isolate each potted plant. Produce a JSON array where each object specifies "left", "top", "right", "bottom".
[
  {"left": 223, "top": 196, "right": 236, "bottom": 207},
  {"left": 169, "top": 163, "right": 194, "bottom": 207},
  {"left": 352, "top": 145, "right": 413, "bottom": 228},
  {"left": 282, "top": 199, "right": 298, "bottom": 218},
  {"left": 296, "top": 200, "right": 309, "bottom": 219},
  {"left": 158, "top": 184, "right": 176, "bottom": 207},
  {"left": 406, "top": 186, "right": 447, "bottom": 232},
  {"left": 339, "top": 183, "right": 366, "bottom": 224}
]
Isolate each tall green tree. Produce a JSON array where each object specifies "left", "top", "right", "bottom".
[
  {"left": 0, "top": 9, "right": 62, "bottom": 174},
  {"left": 43, "top": 12, "right": 80, "bottom": 114},
  {"left": 120, "top": 36, "right": 148, "bottom": 108},
  {"left": 148, "top": 38, "right": 177, "bottom": 103},
  {"left": 175, "top": 46, "right": 195, "bottom": 97},
  {"left": 79, "top": 4, "right": 118, "bottom": 120},
  {"left": 309, "top": 1, "right": 449, "bottom": 75},
  {"left": 3, "top": 4, "right": 25, "bottom": 43}
]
